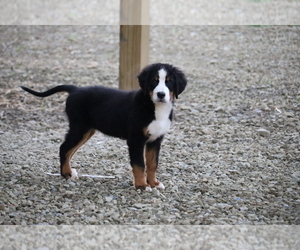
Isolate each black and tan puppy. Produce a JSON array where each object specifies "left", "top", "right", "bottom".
[{"left": 21, "top": 63, "right": 187, "bottom": 190}]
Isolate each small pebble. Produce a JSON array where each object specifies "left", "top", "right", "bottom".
[{"left": 257, "top": 128, "right": 271, "bottom": 137}]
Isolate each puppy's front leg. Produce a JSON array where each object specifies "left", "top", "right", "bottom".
[
  {"left": 127, "top": 137, "right": 149, "bottom": 190},
  {"left": 145, "top": 137, "right": 165, "bottom": 189}
]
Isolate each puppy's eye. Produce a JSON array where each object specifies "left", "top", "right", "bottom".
[
  {"left": 165, "top": 77, "right": 171, "bottom": 85},
  {"left": 154, "top": 77, "right": 159, "bottom": 83}
]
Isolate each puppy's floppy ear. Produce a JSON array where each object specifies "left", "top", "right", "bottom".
[
  {"left": 137, "top": 65, "right": 152, "bottom": 91},
  {"left": 173, "top": 67, "right": 187, "bottom": 99}
]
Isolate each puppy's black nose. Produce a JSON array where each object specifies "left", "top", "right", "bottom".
[{"left": 157, "top": 92, "right": 166, "bottom": 99}]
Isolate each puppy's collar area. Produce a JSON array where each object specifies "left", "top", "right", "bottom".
[{"left": 147, "top": 101, "right": 172, "bottom": 142}]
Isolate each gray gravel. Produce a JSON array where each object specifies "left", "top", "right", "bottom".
[
  {"left": 1, "top": 0, "right": 300, "bottom": 25},
  {"left": 1, "top": 225, "right": 300, "bottom": 249},
  {"left": 0, "top": 26, "right": 300, "bottom": 227}
]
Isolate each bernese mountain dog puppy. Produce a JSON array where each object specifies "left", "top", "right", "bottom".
[{"left": 21, "top": 63, "right": 187, "bottom": 190}]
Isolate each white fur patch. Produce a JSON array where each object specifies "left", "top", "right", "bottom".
[
  {"left": 156, "top": 182, "right": 165, "bottom": 190},
  {"left": 147, "top": 102, "right": 172, "bottom": 141},
  {"left": 159, "top": 68, "right": 167, "bottom": 79},
  {"left": 70, "top": 168, "right": 79, "bottom": 180},
  {"left": 152, "top": 68, "right": 170, "bottom": 103}
]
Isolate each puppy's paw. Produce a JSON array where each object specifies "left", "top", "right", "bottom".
[
  {"left": 70, "top": 169, "right": 79, "bottom": 180},
  {"left": 156, "top": 182, "right": 165, "bottom": 190},
  {"left": 148, "top": 181, "right": 165, "bottom": 190},
  {"left": 135, "top": 184, "right": 152, "bottom": 192}
]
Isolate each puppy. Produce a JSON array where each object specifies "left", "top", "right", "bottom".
[{"left": 21, "top": 63, "right": 187, "bottom": 190}]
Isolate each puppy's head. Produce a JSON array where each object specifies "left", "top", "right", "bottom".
[{"left": 138, "top": 63, "right": 187, "bottom": 103}]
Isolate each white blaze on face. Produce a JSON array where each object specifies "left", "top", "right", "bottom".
[
  {"left": 147, "top": 68, "right": 173, "bottom": 142},
  {"left": 152, "top": 68, "right": 170, "bottom": 103}
]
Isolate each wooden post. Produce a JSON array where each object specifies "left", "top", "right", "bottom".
[{"left": 119, "top": 0, "right": 150, "bottom": 90}]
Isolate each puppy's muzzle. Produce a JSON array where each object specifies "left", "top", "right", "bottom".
[{"left": 156, "top": 91, "right": 166, "bottom": 102}]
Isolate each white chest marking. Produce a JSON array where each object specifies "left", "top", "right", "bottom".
[{"left": 147, "top": 102, "right": 172, "bottom": 142}]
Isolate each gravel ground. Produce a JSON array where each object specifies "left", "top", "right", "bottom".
[
  {"left": 0, "top": 26, "right": 300, "bottom": 226},
  {"left": 1, "top": 225, "right": 299, "bottom": 249},
  {"left": 1, "top": 0, "right": 300, "bottom": 25}
]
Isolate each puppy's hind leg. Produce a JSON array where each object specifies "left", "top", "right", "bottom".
[{"left": 60, "top": 126, "right": 95, "bottom": 179}]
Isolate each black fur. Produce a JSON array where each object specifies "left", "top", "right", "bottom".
[
  {"left": 20, "top": 63, "right": 187, "bottom": 189},
  {"left": 138, "top": 63, "right": 187, "bottom": 99}
]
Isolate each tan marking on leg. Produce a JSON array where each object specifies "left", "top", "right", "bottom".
[
  {"left": 61, "top": 161, "right": 72, "bottom": 177},
  {"left": 61, "top": 129, "right": 96, "bottom": 177},
  {"left": 69, "top": 129, "right": 95, "bottom": 160},
  {"left": 132, "top": 165, "right": 148, "bottom": 190},
  {"left": 145, "top": 148, "right": 160, "bottom": 187}
]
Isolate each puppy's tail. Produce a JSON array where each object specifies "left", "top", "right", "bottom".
[{"left": 20, "top": 85, "right": 78, "bottom": 97}]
